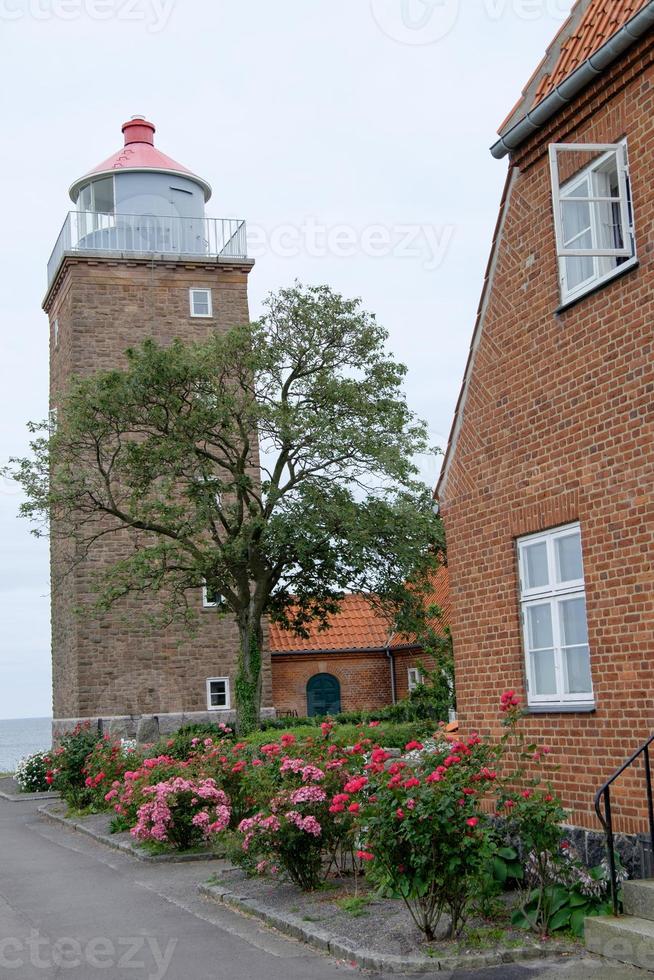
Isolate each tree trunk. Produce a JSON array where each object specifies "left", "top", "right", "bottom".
[{"left": 234, "top": 613, "right": 263, "bottom": 735}]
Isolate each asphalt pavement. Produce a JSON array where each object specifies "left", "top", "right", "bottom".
[{"left": 0, "top": 798, "right": 648, "bottom": 980}]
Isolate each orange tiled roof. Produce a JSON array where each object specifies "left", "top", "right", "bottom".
[
  {"left": 269, "top": 594, "right": 392, "bottom": 653},
  {"left": 499, "top": 0, "right": 650, "bottom": 134},
  {"left": 269, "top": 565, "right": 450, "bottom": 654},
  {"left": 534, "top": 0, "right": 649, "bottom": 103}
]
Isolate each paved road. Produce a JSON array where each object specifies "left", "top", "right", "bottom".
[{"left": 0, "top": 799, "right": 648, "bottom": 980}]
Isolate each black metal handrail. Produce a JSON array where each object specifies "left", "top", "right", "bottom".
[{"left": 595, "top": 733, "right": 654, "bottom": 915}]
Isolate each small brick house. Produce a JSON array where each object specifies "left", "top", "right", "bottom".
[
  {"left": 437, "top": 0, "right": 654, "bottom": 862},
  {"left": 270, "top": 566, "right": 451, "bottom": 717}
]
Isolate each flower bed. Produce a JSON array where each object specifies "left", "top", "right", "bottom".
[
  {"left": 38, "top": 695, "right": 620, "bottom": 947},
  {"left": 202, "top": 866, "right": 577, "bottom": 972}
]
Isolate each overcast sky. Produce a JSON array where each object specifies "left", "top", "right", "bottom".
[{"left": 0, "top": 0, "right": 575, "bottom": 720}]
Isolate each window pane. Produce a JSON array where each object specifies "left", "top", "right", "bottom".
[
  {"left": 527, "top": 603, "right": 553, "bottom": 650},
  {"left": 593, "top": 164, "right": 624, "bottom": 252},
  {"left": 559, "top": 596, "right": 588, "bottom": 646},
  {"left": 522, "top": 541, "right": 549, "bottom": 591},
  {"left": 555, "top": 532, "right": 583, "bottom": 583},
  {"left": 530, "top": 650, "right": 557, "bottom": 696},
  {"left": 192, "top": 291, "right": 210, "bottom": 315},
  {"left": 204, "top": 586, "right": 222, "bottom": 606},
  {"left": 92, "top": 177, "right": 114, "bottom": 214},
  {"left": 565, "top": 254, "right": 595, "bottom": 291},
  {"left": 79, "top": 184, "right": 92, "bottom": 212},
  {"left": 210, "top": 681, "right": 226, "bottom": 706},
  {"left": 561, "top": 182, "right": 591, "bottom": 246},
  {"left": 563, "top": 646, "right": 592, "bottom": 695}
]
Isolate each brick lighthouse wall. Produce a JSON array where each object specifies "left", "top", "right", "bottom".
[{"left": 44, "top": 256, "right": 273, "bottom": 737}]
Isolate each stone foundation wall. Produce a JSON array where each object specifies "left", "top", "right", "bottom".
[{"left": 52, "top": 708, "right": 278, "bottom": 745}]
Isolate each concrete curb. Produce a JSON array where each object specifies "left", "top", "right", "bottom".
[
  {"left": 0, "top": 789, "right": 60, "bottom": 803},
  {"left": 38, "top": 804, "right": 221, "bottom": 864},
  {"left": 198, "top": 882, "right": 564, "bottom": 974}
]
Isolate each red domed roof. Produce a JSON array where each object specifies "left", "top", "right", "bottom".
[{"left": 68, "top": 116, "right": 211, "bottom": 203}]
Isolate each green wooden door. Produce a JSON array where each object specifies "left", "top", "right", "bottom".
[{"left": 306, "top": 673, "right": 341, "bottom": 717}]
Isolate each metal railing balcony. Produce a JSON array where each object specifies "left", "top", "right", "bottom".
[{"left": 47, "top": 211, "right": 248, "bottom": 288}]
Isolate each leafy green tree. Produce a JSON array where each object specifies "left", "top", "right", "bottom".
[{"left": 6, "top": 284, "right": 443, "bottom": 732}]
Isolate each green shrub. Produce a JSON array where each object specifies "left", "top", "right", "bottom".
[
  {"left": 159, "top": 722, "right": 234, "bottom": 760},
  {"left": 50, "top": 722, "right": 102, "bottom": 809},
  {"left": 243, "top": 721, "right": 436, "bottom": 752},
  {"left": 259, "top": 696, "right": 449, "bottom": 730}
]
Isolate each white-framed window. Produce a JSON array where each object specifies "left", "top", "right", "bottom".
[
  {"left": 48, "top": 407, "right": 58, "bottom": 434},
  {"left": 549, "top": 141, "right": 636, "bottom": 304},
  {"left": 78, "top": 176, "right": 115, "bottom": 215},
  {"left": 53, "top": 318, "right": 59, "bottom": 349},
  {"left": 189, "top": 288, "right": 213, "bottom": 318},
  {"left": 206, "top": 677, "right": 230, "bottom": 710},
  {"left": 202, "top": 583, "right": 225, "bottom": 609},
  {"left": 517, "top": 523, "right": 593, "bottom": 710},
  {"left": 407, "top": 667, "right": 423, "bottom": 693}
]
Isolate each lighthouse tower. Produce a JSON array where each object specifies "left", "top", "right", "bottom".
[{"left": 44, "top": 117, "right": 271, "bottom": 738}]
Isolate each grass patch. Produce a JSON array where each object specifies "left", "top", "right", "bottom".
[
  {"left": 205, "top": 873, "right": 224, "bottom": 886},
  {"left": 334, "top": 896, "right": 371, "bottom": 917},
  {"left": 457, "top": 926, "right": 508, "bottom": 951}
]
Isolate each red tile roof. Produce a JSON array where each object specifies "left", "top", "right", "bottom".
[
  {"left": 269, "top": 594, "right": 391, "bottom": 654},
  {"left": 535, "top": 0, "right": 649, "bottom": 103},
  {"left": 499, "top": 0, "right": 650, "bottom": 134},
  {"left": 269, "top": 565, "right": 450, "bottom": 654}
]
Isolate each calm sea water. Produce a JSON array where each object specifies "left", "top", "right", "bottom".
[{"left": 0, "top": 717, "right": 52, "bottom": 772}]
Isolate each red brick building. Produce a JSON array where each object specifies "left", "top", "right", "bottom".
[
  {"left": 270, "top": 566, "right": 451, "bottom": 716},
  {"left": 437, "top": 0, "right": 654, "bottom": 865}
]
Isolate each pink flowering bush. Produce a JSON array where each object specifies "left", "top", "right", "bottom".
[
  {"left": 347, "top": 735, "right": 499, "bottom": 939},
  {"left": 105, "top": 754, "right": 189, "bottom": 830},
  {"left": 131, "top": 776, "right": 230, "bottom": 851},
  {"left": 232, "top": 731, "right": 369, "bottom": 890},
  {"left": 82, "top": 735, "right": 141, "bottom": 810}
]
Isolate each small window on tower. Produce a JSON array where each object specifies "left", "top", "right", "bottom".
[
  {"left": 190, "top": 288, "right": 212, "bottom": 318},
  {"left": 53, "top": 319, "right": 59, "bottom": 348},
  {"left": 202, "top": 583, "right": 226, "bottom": 609}
]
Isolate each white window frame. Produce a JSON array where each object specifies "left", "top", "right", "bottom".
[
  {"left": 53, "top": 318, "right": 59, "bottom": 348},
  {"left": 48, "top": 407, "right": 58, "bottom": 434},
  {"left": 202, "top": 583, "right": 224, "bottom": 609},
  {"left": 549, "top": 141, "right": 636, "bottom": 304},
  {"left": 407, "top": 667, "right": 423, "bottom": 693},
  {"left": 517, "top": 522, "right": 594, "bottom": 710},
  {"left": 189, "top": 288, "right": 213, "bottom": 318},
  {"left": 78, "top": 175, "right": 116, "bottom": 215},
  {"left": 206, "top": 677, "right": 230, "bottom": 711}
]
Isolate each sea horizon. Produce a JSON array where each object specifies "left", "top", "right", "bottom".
[{"left": 0, "top": 716, "right": 53, "bottom": 772}]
